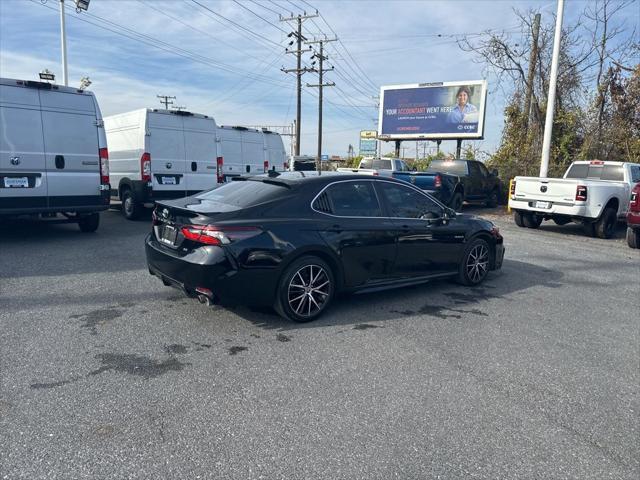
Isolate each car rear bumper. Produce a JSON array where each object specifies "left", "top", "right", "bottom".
[
  {"left": 509, "top": 199, "right": 593, "bottom": 218},
  {"left": 145, "top": 234, "right": 278, "bottom": 306},
  {"left": 627, "top": 211, "right": 640, "bottom": 227},
  {"left": 0, "top": 194, "right": 109, "bottom": 215}
]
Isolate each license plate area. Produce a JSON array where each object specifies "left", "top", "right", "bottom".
[
  {"left": 159, "top": 224, "right": 179, "bottom": 246},
  {"left": 3, "top": 177, "right": 29, "bottom": 188},
  {"left": 534, "top": 201, "right": 551, "bottom": 209},
  {"left": 161, "top": 176, "right": 177, "bottom": 185}
]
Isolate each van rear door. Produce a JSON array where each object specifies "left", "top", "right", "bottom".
[
  {"left": 242, "top": 130, "right": 265, "bottom": 173},
  {"left": 39, "top": 87, "right": 102, "bottom": 209},
  {"left": 182, "top": 115, "right": 217, "bottom": 194},
  {"left": 264, "top": 132, "right": 287, "bottom": 171},
  {"left": 0, "top": 81, "right": 48, "bottom": 211},
  {"left": 147, "top": 111, "right": 187, "bottom": 196}
]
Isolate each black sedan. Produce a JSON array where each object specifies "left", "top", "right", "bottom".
[{"left": 145, "top": 172, "right": 504, "bottom": 322}]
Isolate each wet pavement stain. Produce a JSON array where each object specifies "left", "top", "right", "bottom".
[
  {"left": 71, "top": 306, "right": 125, "bottom": 335},
  {"left": 165, "top": 344, "right": 188, "bottom": 355},
  {"left": 276, "top": 333, "right": 291, "bottom": 342},
  {"left": 418, "top": 305, "right": 462, "bottom": 319},
  {"left": 30, "top": 377, "right": 80, "bottom": 389},
  {"left": 228, "top": 346, "right": 248, "bottom": 355},
  {"left": 353, "top": 324, "right": 381, "bottom": 330},
  {"left": 444, "top": 292, "right": 483, "bottom": 305},
  {"left": 89, "top": 353, "right": 189, "bottom": 379},
  {"left": 192, "top": 342, "right": 212, "bottom": 351}
]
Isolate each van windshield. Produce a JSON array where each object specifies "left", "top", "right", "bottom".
[{"left": 196, "top": 179, "right": 288, "bottom": 207}]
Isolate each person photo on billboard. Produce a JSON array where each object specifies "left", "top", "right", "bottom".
[{"left": 447, "top": 85, "right": 479, "bottom": 124}]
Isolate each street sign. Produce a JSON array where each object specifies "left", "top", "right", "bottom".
[{"left": 321, "top": 154, "right": 329, "bottom": 161}]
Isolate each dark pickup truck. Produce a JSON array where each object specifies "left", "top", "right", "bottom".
[{"left": 338, "top": 158, "right": 502, "bottom": 210}]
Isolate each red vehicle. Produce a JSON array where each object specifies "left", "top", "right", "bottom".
[{"left": 627, "top": 182, "right": 640, "bottom": 248}]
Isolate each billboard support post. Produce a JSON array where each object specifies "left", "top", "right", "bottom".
[
  {"left": 456, "top": 139, "right": 462, "bottom": 160},
  {"left": 394, "top": 140, "right": 401, "bottom": 158},
  {"left": 436, "top": 140, "right": 441, "bottom": 154}
]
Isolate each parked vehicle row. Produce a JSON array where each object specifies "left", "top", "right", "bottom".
[
  {"left": 146, "top": 172, "right": 505, "bottom": 322},
  {"left": 338, "top": 158, "right": 502, "bottom": 211},
  {"left": 0, "top": 77, "right": 288, "bottom": 227},
  {"left": 509, "top": 160, "right": 640, "bottom": 239}
]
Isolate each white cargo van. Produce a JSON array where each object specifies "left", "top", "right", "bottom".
[
  {"left": 104, "top": 108, "right": 219, "bottom": 219},
  {"left": 216, "top": 126, "right": 287, "bottom": 179},
  {"left": 0, "top": 77, "right": 110, "bottom": 232}
]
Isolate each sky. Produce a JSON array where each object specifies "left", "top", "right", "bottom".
[{"left": 0, "top": 0, "right": 637, "bottom": 158}]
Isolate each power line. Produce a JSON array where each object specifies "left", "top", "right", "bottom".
[
  {"left": 231, "top": 0, "right": 289, "bottom": 34},
  {"left": 248, "top": 0, "right": 284, "bottom": 17}
]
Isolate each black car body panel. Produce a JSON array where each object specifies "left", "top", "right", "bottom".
[{"left": 145, "top": 173, "right": 504, "bottom": 308}]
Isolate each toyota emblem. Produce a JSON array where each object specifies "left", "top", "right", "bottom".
[{"left": 540, "top": 185, "right": 548, "bottom": 193}]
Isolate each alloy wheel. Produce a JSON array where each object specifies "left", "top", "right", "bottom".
[
  {"left": 287, "top": 264, "right": 331, "bottom": 318},
  {"left": 466, "top": 244, "right": 489, "bottom": 283}
]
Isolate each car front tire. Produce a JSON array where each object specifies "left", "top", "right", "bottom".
[
  {"left": 275, "top": 256, "right": 335, "bottom": 323},
  {"left": 457, "top": 238, "right": 491, "bottom": 286},
  {"left": 627, "top": 227, "right": 640, "bottom": 248}
]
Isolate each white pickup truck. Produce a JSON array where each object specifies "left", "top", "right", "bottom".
[
  {"left": 509, "top": 160, "right": 640, "bottom": 238},
  {"left": 337, "top": 157, "right": 410, "bottom": 176}
]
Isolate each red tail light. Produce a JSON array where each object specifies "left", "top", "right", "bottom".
[
  {"left": 99, "top": 148, "right": 109, "bottom": 184},
  {"left": 140, "top": 152, "right": 151, "bottom": 183},
  {"left": 181, "top": 225, "right": 261, "bottom": 246},
  {"left": 630, "top": 190, "right": 639, "bottom": 209},
  {"left": 263, "top": 160, "right": 269, "bottom": 173},
  {"left": 284, "top": 162, "right": 289, "bottom": 170},
  {"left": 216, "top": 156, "right": 224, "bottom": 183},
  {"left": 576, "top": 185, "right": 588, "bottom": 201},
  {"left": 434, "top": 174, "right": 442, "bottom": 189}
]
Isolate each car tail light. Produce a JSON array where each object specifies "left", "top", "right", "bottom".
[
  {"left": 180, "top": 225, "right": 261, "bottom": 246},
  {"left": 575, "top": 185, "right": 588, "bottom": 201},
  {"left": 263, "top": 160, "right": 269, "bottom": 173},
  {"left": 510, "top": 180, "right": 516, "bottom": 199},
  {"left": 140, "top": 152, "right": 151, "bottom": 183},
  {"left": 284, "top": 162, "right": 289, "bottom": 170},
  {"left": 631, "top": 190, "right": 639, "bottom": 209},
  {"left": 434, "top": 174, "right": 442, "bottom": 188},
  {"left": 99, "top": 148, "right": 109, "bottom": 184},
  {"left": 216, "top": 156, "right": 224, "bottom": 183}
]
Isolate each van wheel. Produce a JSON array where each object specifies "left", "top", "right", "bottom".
[
  {"left": 78, "top": 213, "right": 100, "bottom": 233},
  {"left": 449, "top": 192, "right": 464, "bottom": 212},
  {"left": 275, "top": 256, "right": 335, "bottom": 323},
  {"left": 595, "top": 207, "right": 617, "bottom": 239},
  {"left": 627, "top": 227, "right": 640, "bottom": 248},
  {"left": 513, "top": 210, "right": 525, "bottom": 227},
  {"left": 523, "top": 213, "right": 542, "bottom": 228},
  {"left": 121, "top": 189, "right": 141, "bottom": 220}
]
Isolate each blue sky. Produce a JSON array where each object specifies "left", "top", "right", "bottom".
[{"left": 0, "top": 0, "right": 636, "bottom": 158}]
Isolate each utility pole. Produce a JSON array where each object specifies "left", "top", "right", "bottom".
[
  {"left": 540, "top": 0, "right": 565, "bottom": 178},
  {"left": 280, "top": 12, "right": 318, "bottom": 156},
  {"left": 306, "top": 37, "right": 337, "bottom": 173},
  {"left": 59, "top": 0, "right": 68, "bottom": 86},
  {"left": 157, "top": 95, "right": 176, "bottom": 110},
  {"left": 523, "top": 13, "right": 541, "bottom": 132}
]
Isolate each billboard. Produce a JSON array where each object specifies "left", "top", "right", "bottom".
[
  {"left": 359, "top": 130, "right": 377, "bottom": 155},
  {"left": 378, "top": 80, "right": 487, "bottom": 140}
]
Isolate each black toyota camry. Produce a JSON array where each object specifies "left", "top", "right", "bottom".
[{"left": 145, "top": 172, "right": 504, "bottom": 322}]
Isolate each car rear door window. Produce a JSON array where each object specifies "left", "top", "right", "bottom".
[
  {"left": 377, "top": 182, "right": 442, "bottom": 219},
  {"left": 322, "top": 181, "right": 382, "bottom": 217}
]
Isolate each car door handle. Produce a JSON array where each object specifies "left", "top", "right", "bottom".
[{"left": 328, "top": 224, "right": 342, "bottom": 233}]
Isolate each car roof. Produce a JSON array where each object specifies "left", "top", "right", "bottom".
[{"left": 238, "top": 171, "right": 407, "bottom": 188}]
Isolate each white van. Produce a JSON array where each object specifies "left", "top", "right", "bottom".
[
  {"left": 104, "top": 108, "right": 219, "bottom": 219},
  {"left": 0, "top": 77, "right": 110, "bottom": 232},
  {"left": 216, "top": 126, "right": 287, "bottom": 179}
]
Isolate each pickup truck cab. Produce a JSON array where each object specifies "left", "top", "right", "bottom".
[
  {"left": 509, "top": 160, "right": 640, "bottom": 239},
  {"left": 626, "top": 182, "right": 640, "bottom": 248}
]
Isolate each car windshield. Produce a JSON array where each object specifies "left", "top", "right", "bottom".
[
  {"left": 426, "top": 160, "right": 468, "bottom": 175},
  {"left": 360, "top": 158, "right": 392, "bottom": 170},
  {"left": 196, "top": 179, "right": 288, "bottom": 207}
]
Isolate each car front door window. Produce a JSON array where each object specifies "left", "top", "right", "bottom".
[{"left": 377, "top": 182, "right": 441, "bottom": 219}]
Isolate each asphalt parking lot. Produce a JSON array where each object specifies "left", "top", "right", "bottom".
[{"left": 1, "top": 206, "right": 638, "bottom": 479}]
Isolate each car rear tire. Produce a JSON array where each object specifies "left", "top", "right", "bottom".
[
  {"left": 523, "top": 213, "right": 542, "bottom": 229},
  {"left": 121, "top": 188, "right": 142, "bottom": 220},
  {"left": 485, "top": 189, "right": 498, "bottom": 208},
  {"left": 513, "top": 210, "right": 525, "bottom": 227},
  {"left": 595, "top": 207, "right": 617, "bottom": 239},
  {"left": 78, "top": 213, "right": 100, "bottom": 233},
  {"left": 275, "top": 256, "right": 335, "bottom": 323},
  {"left": 449, "top": 192, "right": 464, "bottom": 212},
  {"left": 457, "top": 238, "right": 491, "bottom": 286},
  {"left": 627, "top": 227, "right": 640, "bottom": 248}
]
